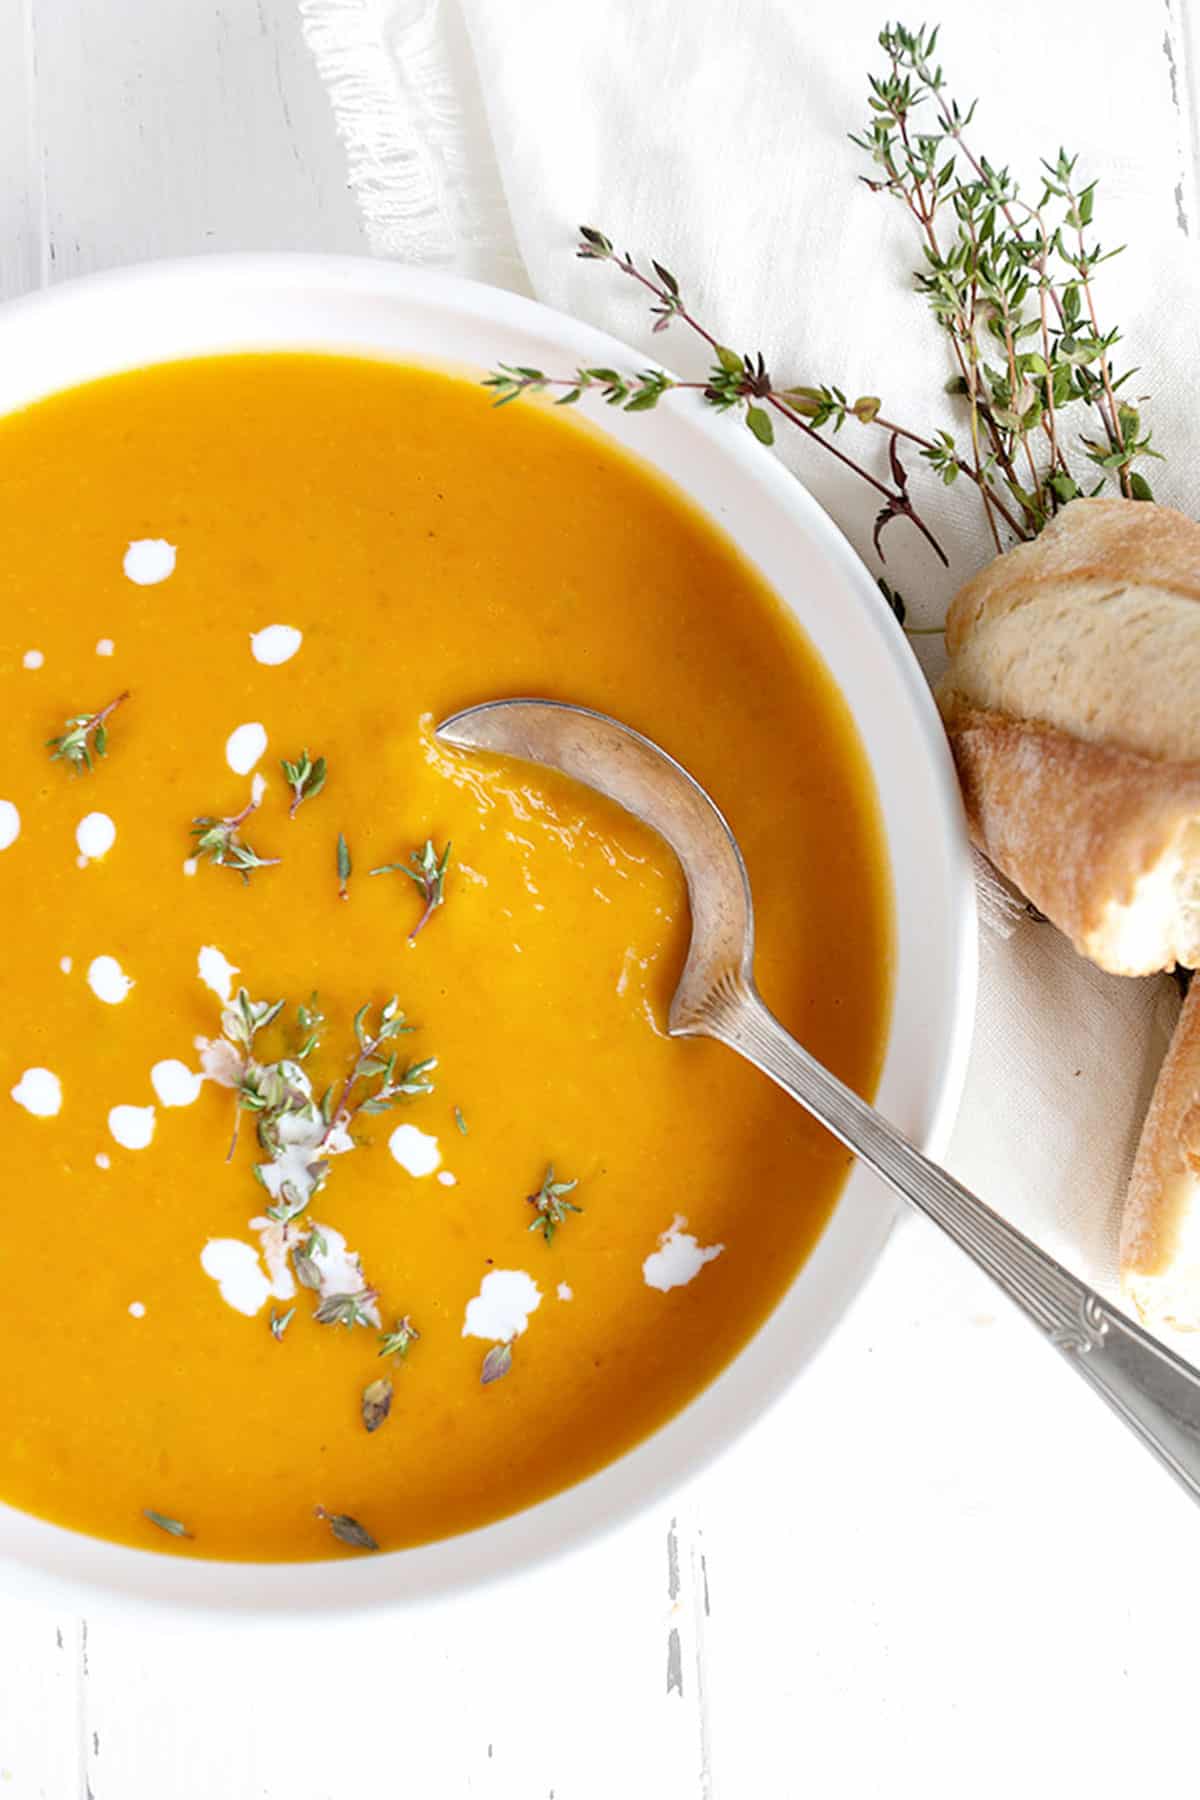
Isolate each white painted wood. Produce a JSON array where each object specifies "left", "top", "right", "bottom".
[
  {"left": 2, "top": 2, "right": 1200, "bottom": 1795},
  {"left": 3, "top": 0, "right": 363, "bottom": 299}
]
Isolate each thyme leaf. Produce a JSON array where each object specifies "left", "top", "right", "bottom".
[
  {"left": 313, "top": 1288, "right": 378, "bottom": 1329},
  {"left": 361, "top": 1376, "right": 394, "bottom": 1432},
  {"left": 337, "top": 831, "right": 352, "bottom": 901},
  {"left": 144, "top": 1508, "right": 192, "bottom": 1539},
  {"left": 269, "top": 1306, "right": 295, "bottom": 1341},
  {"left": 314, "top": 1506, "right": 378, "bottom": 1552},
  {"left": 481, "top": 1340, "right": 514, "bottom": 1385}
]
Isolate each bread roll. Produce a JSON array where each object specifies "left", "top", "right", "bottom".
[
  {"left": 937, "top": 498, "right": 1200, "bottom": 975},
  {"left": 1122, "top": 977, "right": 1200, "bottom": 1329}
]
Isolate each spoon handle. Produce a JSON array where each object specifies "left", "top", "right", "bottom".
[{"left": 705, "top": 980, "right": 1200, "bottom": 1506}]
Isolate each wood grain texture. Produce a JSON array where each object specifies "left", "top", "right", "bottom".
[{"left": 2, "top": 2, "right": 1200, "bottom": 1795}]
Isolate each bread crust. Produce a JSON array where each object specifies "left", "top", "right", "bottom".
[
  {"left": 944, "top": 496, "right": 1200, "bottom": 653},
  {"left": 938, "top": 500, "right": 1200, "bottom": 767},
  {"left": 1121, "top": 979, "right": 1200, "bottom": 1329},
  {"left": 942, "top": 701, "right": 1200, "bottom": 975}
]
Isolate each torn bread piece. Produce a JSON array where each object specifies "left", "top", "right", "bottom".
[
  {"left": 943, "top": 705, "right": 1200, "bottom": 976},
  {"left": 937, "top": 497, "right": 1200, "bottom": 973},
  {"left": 1122, "top": 978, "right": 1200, "bottom": 1330}
]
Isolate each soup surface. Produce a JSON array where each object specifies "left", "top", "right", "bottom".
[{"left": 0, "top": 355, "right": 891, "bottom": 1560}]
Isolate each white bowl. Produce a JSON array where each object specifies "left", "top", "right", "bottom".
[{"left": 0, "top": 256, "right": 976, "bottom": 1614}]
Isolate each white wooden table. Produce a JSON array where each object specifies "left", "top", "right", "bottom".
[{"left": 3, "top": 3, "right": 1200, "bottom": 1793}]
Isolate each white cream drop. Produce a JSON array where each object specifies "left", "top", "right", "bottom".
[
  {"left": 642, "top": 1216, "right": 725, "bottom": 1292},
  {"left": 388, "top": 1123, "right": 442, "bottom": 1178},
  {"left": 197, "top": 945, "right": 239, "bottom": 1003},
  {"left": 250, "top": 624, "right": 302, "bottom": 665},
  {"left": 123, "top": 538, "right": 176, "bottom": 585},
  {"left": 22, "top": 649, "right": 43, "bottom": 670},
  {"left": 251, "top": 770, "right": 267, "bottom": 806},
  {"left": 76, "top": 812, "right": 116, "bottom": 862},
  {"left": 59, "top": 955, "right": 73, "bottom": 974},
  {"left": 11, "top": 1068, "right": 62, "bottom": 1118},
  {"left": 95, "top": 638, "right": 115, "bottom": 657},
  {"left": 151, "top": 1059, "right": 203, "bottom": 1108},
  {"left": 182, "top": 858, "right": 198, "bottom": 877},
  {"left": 462, "top": 1269, "right": 541, "bottom": 1342},
  {"left": 128, "top": 1301, "right": 146, "bottom": 1319},
  {"left": 108, "top": 1104, "right": 155, "bottom": 1150},
  {"left": 87, "top": 954, "right": 134, "bottom": 1005},
  {"left": 0, "top": 801, "right": 20, "bottom": 852},
  {"left": 557, "top": 1282, "right": 574, "bottom": 1302},
  {"left": 95, "top": 1152, "right": 111, "bottom": 1170},
  {"left": 436, "top": 1170, "right": 457, "bottom": 1187},
  {"left": 225, "top": 722, "right": 268, "bottom": 777},
  {"left": 200, "top": 1239, "right": 273, "bottom": 1318}
]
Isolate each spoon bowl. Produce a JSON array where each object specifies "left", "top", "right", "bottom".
[{"left": 439, "top": 695, "right": 1200, "bottom": 1510}]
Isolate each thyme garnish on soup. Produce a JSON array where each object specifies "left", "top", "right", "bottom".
[
  {"left": 481, "top": 1340, "right": 514, "bottom": 1386},
  {"left": 280, "top": 748, "right": 326, "bottom": 817},
  {"left": 526, "top": 1165, "right": 581, "bottom": 1245},
  {"left": 371, "top": 837, "right": 452, "bottom": 940},
  {"left": 314, "top": 1507, "right": 378, "bottom": 1552},
  {"left": 191, "top": 792, "right": 280, "bottom": 882},
  {"left": 47, "top": 690, "right": 130, "bottom": 773}
]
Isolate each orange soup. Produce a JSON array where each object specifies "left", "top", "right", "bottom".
[{"left": 0, "top": 355, "right": 891, "bottom": 1559}]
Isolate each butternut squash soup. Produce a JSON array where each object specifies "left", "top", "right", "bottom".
[{"left": 0, "top": 355, "right": 891, "bottom": 1560}]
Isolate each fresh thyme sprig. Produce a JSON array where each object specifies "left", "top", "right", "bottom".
[
  {"left": 328, "top": 998, "right": 438, "bottom": 1133},
  {"left": 486, "top": 25, "right": 1158, "bottom": 568},
  {"left": 281, "top": 749, "right": 326, "bottom": 817},
  {"left": 526, "top": 1165, "right": 581, "bottom": 1246},
  {"left": 850, "top": 22, "right": 1156, "bottom": 544},
  {"left": 371, "top": 839, "right": 452, "bottom": 940},
  {"left": 486, "top": 235, "right": 949, "bottom": 565},
  {"left": 47, "top": 691, "right": 130, "bottom": 773},
  {"left": 314, "top": 1289, "right": 379, "bottom": 1329},
  {"left": 191, "top": 793, "right": 280, "bottom": 883},
  {"left": 378, "top": 1315, "right": 420, "bottom": 1359}
]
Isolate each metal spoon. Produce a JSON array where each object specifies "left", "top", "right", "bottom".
[{"left": 437, "top": 695, "right": 1200, "bottom": 1506}]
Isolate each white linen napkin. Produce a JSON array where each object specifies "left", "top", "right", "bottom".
[{"left": 300, "top": 0, "right": 1196, "bottom": 1315}]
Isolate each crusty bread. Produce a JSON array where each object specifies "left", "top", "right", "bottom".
[
  {"left": 937, "top": 498, "right": 1200, "bottom": 975},
  {"left": 1122, "top": 977, "right": 1200, "bottom": 1330}
]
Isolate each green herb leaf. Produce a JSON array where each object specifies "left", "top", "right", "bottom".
[
  {"left": 144, "top": 1508, "right": 192, "bottom": 1539},
  {"left": 314, "top": 1506, "right": 378, "bottom": 1552},
  {"left": 313, "top": 1289, "right": 378, "bottom": 1329},
  {"left": 745, "top": 405, "right": 774, "bottom": 446},
  {"left": 481, "top": 1340, "right": 514, "bottom": 1385},
  {"left": 269, "top": 1306, "right": 296, "bottom": 1341},
  {"left": 378, "top": 1315, "right": 420, "bottom": 1360},
  {"left": 454, "top": 1105, "right": 468, "bottom": 1136},
  {"left": 337, "top": 831, "right": 352, "bottom": 900},
  {"left": 361, "top": 1376, "right": 394, "bottom": 1432}
]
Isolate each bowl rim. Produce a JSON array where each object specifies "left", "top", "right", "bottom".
[{"left": 0, "top": 252, "right": 978, "bottom": 1617}]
